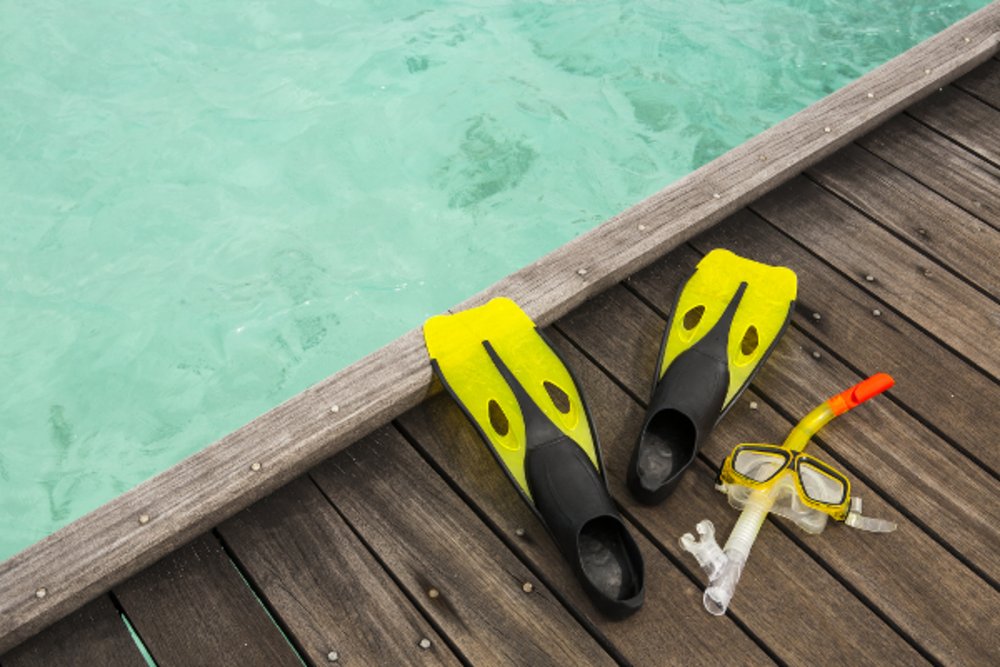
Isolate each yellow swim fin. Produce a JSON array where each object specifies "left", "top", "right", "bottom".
[
  {"left": 628, "top": 249, "right": 798, "bottom": 504},
  {"left": 424, "top": 297, "right": 644, "bottom": 618}
]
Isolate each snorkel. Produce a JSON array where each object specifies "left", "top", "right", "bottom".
[{"left": 680, "top": 373, "right": 896, "bottom": 615}]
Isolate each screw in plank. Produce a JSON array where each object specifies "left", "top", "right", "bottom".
[
  {"left": 872, "top": 309, "right": 882, "bottom": 317},
  {"left": 427, "top": 588, "right": 439, "bottom": 599},
  {"left": 758, "top": 155, "right": 767, "bottom": 162},
  {"left": 327, "top": 650, "right": 340, "bottom": 662},
  {"left": 713, "top": 192, "right": 721, "bottom": 199},
  {"left": 866, "top": 92, "right": 874, "bottom": 98},
  {"left": 419, "top": 638, "right": 432, "bottom": 650},
  {"left": 638, "top": 224, "right": 647, "bottom": 231},
  {"left": 924, "top": 68, "right": 931, "bottom": 75},
  {"left": 812, "top": 351, "right": 821, "bottom": 360},
  {"left": 330, "top": 405, "right": 340, "bottom": 413},
  {"left": 823, "top": 127, "right": 831, "bottom": 133},
  {"left": 749, "top": 401, "right": 759, "bottom": 411},
  {"left": 865, "top": 274, "right": 875, "bottom": 282},
  {"left": 138, "top": 514, "right": 150, "bottom": 525},
  {"left": 522, "top": 582, "right": 534, "bottom": 593},
  {"left": 514, "top": 527, "right": 525, "bottom": 537},
  {"left": 577, "top": 268, "right": 588, "bottom": 276},
  {"left": 35, "top": 587, "right": 47, "bottom": 599},
  {"left": 250, "top": 462, "right": 262, "bottom": 472},
  {"left": 811, "top": 312, "right": 821, "bottom": 321}
]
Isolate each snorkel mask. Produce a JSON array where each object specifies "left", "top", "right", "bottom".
[{"left": 680, "top": 373, "right": 897, "bottom": 615}]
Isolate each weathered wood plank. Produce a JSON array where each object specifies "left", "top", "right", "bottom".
[
  {"left": 217, "top": 478, "right": 459, "bottom": 667},
  {"left": 628, "top": 241, "right": 1000, "bottom": 579},
  {"left": 558, "top": 274, "right": 1000, "bottom": 665},
  {"left": 113, "top": 534, "right": 301, "bottom": 667},
  {"left": 909, "top": 86, "right": 1000, "bottom": 164},
  {"left": 655, "top": 212, "right": 999, "bottom": 473},
  {"left": 858, "top": 115, "right": 1000, "bottom": 230},
  {"left": 397, "top": 396, "right": 773, "bottom": 666},
  {"left": 536, "top": 332, "right": 926, "bottom": 665},
  {"left": 751, "top": 176, "right": 1000, "bottom": 377},
  {"left": 807, "top": 143, "right": 1000, "bottom": 295},
  {"left": 310, "top": 428, "right": 616, "bottom": 667},
  {"left": 0, "top": 596, "right": 144, "bottom": 667},
  {"left": 955, "top": 56, "right": 1000, "bottom": 108},
  {"left": 2, "top": 6, "right": 998, "bottom": 652}
]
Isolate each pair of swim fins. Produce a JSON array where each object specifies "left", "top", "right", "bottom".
[{"left": 422, "top": 249, "right": 796, "bottom": 617}]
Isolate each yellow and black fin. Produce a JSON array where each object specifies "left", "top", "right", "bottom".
[
  {"left": 424, "top": 297, "right": 644, "bottom": 618},
  {"left": 628, "top": 249, "right": 797, "bottom": 505}
]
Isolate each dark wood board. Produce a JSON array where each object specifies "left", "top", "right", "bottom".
[
  {"left": 310, "top": 428, "right": 617, "bottom": 667},
  {"left": 114, "top": 533, "right": 301, "bottom": 667},
  {"left": 555, "top": 276, "right": 1000, "bottom": 664},
  {"left": 909, "top": 86, "right": 1000, "bottom": 165},
  {"left": 807, "top": 143, "right": 1000, "bottom": 295},
  {"left": 217, "top": 478, "right": 459, "bottom": 667},
  {"left": 858, "top": 115, "right": 1000, "bottom": 231},
  {"left": 397, "top": 397, "right": 773, "bottom": 667},
  {"left": 955, "top": 57, "right": 1000, "bottom": 108},
  {"left": 0, "top": 596, "right": 145, "bottom": 667},
  {"left": 751, "top": 176, "right": 1000, "bottom": 377},
  {"left": 534, "top": 332, "right": 927, "bottom": 665}
]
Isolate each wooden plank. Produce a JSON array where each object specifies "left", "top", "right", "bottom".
[
  {"left": 113, "top": 533, "right": 301, "bottom": 667},
  {"left": 397, "top": 396, "right": 774, "bottom": 666},
  {"left": 628, "top": 239, "right": 1000, "bottom": 579},
  {"left": 661, "top": 211, "right": 999, "bottom": 473},
  {"left": 555, "top": 280, "right": 1000, "bottom": 665},
  {"left": 807, "top": 143, "right": 1000, "bottom": 295},
  {"left": 310, "top": 428, "right": 616, "bottom": 667},
  {"left": 535, "top": 332, "right": 927, "bottom": 664},
  {"left": 1, "top": 596, "right": 145, "bottom": 667},
  {"left": 955, "top": 57, "right": 1000, "bottom": 108},
  {"left": 909, "top": 86, "right": 1000, "bottom": 164},
  {"left": 217, "top": 478, "right": 459, "bottom": 666},
  {"left": 751, "top": 176, "right": 1000, "bottom": 377},
  {"left": 858, "top": 115, "right": 1000, "bottom": 230},
  {"left": 2, "top": 5, "right": 998, "bottom": 652}
]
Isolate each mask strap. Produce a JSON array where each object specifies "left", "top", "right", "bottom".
[{"left": 845, "top": 497, "right": 897, "bottom": 533}]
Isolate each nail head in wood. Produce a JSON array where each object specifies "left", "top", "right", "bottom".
[
  {"left": 250, "top": 462, "right": 262, "bottom": 472},
  {"left": 515, "top": 527, "right": 525, "bottom": 537},
  {"left": 330, "top": 405, "right": 340, "bottom": 413},
  {"left": 577, "top": 268, "right": 588, "bottom": 276},
  {"left": 35, "top": 587, "right": 47, "bottom": 599},
  {"left": 638, "top": 224, "right": 647, "bottom": 231},
  {"left": 873, "top": 309, "right": 882, "bottom": 317},
  {"left": 865, "top": 274, "right": 875, "bottom": 282},
  {"left": 522, "top": 582, "right": 534, "bottom": 593},
  {"left": 812, "top": 351, "right": 821, "bottom": 359},
  {"left": 712, "top": 192, "right": 721, "bottom": 199},
  {"left": 419, "top": 638, "right": 432, "bottom": 650},
  {"left": 812, "top": 312, "right": 821, "bottom": 321},
  {"left": 823, "top": 126, "right": 831, "bottom": 133},
  {"left": 327, "top": 650, "right": 339, "bottom": 662},
  {"left": 427, "top": 588, "right": 439, "bottom": 599},
  {"left": 138, "top": 514, "right": 150, "bottom": 525},
  {"left": 749, "top": 401, "right": 759, "bottom": 411}
]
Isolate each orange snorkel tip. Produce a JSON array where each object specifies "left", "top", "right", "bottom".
[{"left": 828, "top": 372, "right": 895, "bottom": 416}]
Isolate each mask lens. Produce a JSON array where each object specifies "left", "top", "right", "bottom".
[
  {"left": 798, "top": 460, "right": 846, "bottom": 505},
  {"left": 732, "top": 449, "right": 786, "bottom": 483}
]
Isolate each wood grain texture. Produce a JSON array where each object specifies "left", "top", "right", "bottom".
[
  {"left": 310, "top": 428, "right": 616, "bottom": 667},
  {"left": 397, "top": 397, "right": 772, "bottom": 667},
  {"left": 537, "top": 330, "right": 926, "bottom": 665},
  {"left": 0, "top": 596, "right": 144, "bottom": 667},
  {"left": 114, "top": 534, "right": 301, "bottom": 667},
  {"left": 858, "top": 114, "right": 1000, "bottom": 230},
  {"left": 216, "top": 478, "right": 459, "bottom": 667},
  {"left": 2, "top": 6, "right": 998, "bottom": 653},
  {"left": 955, "top": 56, "right": 1000, "bottom": 107},
  {"left": 807, "top": 143, "right": 1000, "bottom": 295},
  {"left": 909, "top": 86, "right": 1000, "bottom": 164},
  {"left": 561, "top": 268, "right": 1000, "bottom": 665},
  {"left": 669, "top": 212, "right": 1000, "bottom": 473},
  {"left": 751, "top": 176, "right": 1000, "bottom": 377}
]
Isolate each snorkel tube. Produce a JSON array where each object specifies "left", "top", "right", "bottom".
[{"left": 680, "top": 373, "right": 895, "bottom": 615}]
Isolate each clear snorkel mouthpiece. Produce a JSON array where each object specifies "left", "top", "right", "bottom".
[{"left": 681, "top": 373, "right": 896, "bottom": 615}]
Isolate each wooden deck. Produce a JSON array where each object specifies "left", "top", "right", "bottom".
[{"left": 3, "top": 16, "right": 1000, "bottom": 667}]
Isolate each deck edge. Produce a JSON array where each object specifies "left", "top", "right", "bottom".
[{"left": 3, "top": 4, "right": 998, "bottom": 655}]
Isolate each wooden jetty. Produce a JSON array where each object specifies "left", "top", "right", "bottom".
[{"left": 2, "top": 4, "right": 998, "bottom": 665}]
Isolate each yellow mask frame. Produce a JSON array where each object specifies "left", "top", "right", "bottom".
[{"left": 717, "top": 444, "right": 852, "bottom": 522}]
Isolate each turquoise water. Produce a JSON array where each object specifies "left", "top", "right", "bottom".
[{"left": 0, "top": 0, "right": 988, "bottom": 561}]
